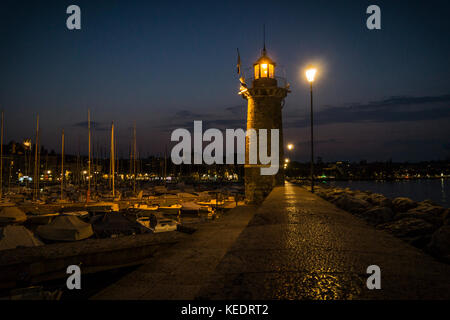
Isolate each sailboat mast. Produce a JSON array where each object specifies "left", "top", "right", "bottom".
[
  {"left": 115, "top": 136, "right": 118, "bottom": 179},
  {"left": 133, "top": 122, "right": 136, "bottom": 193},
  {"left": 111, "top": 121, "right": 115, "bottom": 197},
  {"left": 77, "top": 136, "right": 80, "bottom": 187},
  {"left": 61, "top": 129, "right": 64, "bottom": 201},
  {"left": 87, "top": 109, "right": 91, "bottom": 202},
  {"left": 34, "top": 114, "right": 39, "bottom": 201},
  {"left": 109, "top": 139, "right": 112, "bottom": 188},
  {"left": 0, "top": 111, "right": 3, "bottom": 200},
  {"left": 37, "top": 124, "right": 41, "bottom": 199},
  {"left": 164, "top": 145, "right": 167, "bottom": 185}
]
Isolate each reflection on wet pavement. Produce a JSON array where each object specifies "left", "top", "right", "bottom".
[{"left": 197, "top": 183, "right": 450, "bottom": 300}]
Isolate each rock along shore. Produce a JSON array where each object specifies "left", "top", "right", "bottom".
[{"left": 313, "top": 185, "right": 450, "bottom": 263}]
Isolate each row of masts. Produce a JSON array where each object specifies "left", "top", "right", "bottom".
[
  {"left": 0, "top": 110, "right": 141, "bottom": 203},
  {"left": 83, "top": 111, "right": 139, "bottom": 202}
]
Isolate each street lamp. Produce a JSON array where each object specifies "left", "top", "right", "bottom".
[
  {"left": 287, "top": 144, "right": 294, "bottom": 151},
  {"left": 305, "top": 67, "right": 317, "bottom": 193}
]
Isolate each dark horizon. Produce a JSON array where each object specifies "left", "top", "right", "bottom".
[{"left": 1, "top": 0, "right": 449, "bottom": 162}]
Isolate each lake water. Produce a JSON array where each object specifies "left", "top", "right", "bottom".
[{"left": 326, "top": 179, "right": 449, "bottom": 208}]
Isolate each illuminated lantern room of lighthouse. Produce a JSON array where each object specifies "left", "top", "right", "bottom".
[{"left": 253, "top": 54, "right": 275, "bottom": 80}]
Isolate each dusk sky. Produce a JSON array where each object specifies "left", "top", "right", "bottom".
[{"left": 1, "top": 0, "right": 449, "bottom": 162}]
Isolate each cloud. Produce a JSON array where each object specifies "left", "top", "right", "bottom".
[
  {"left": 174, "top": 110, "right": 203, "bottom": 118},
  {"left": 225, "top": 104, "right": 245, "bottom": 115},
  {"left": 285, "top": 93, "right": 450, "bottom": 128},
  {"left": 296, "top": 139, "right": 340, "bottom": 147},
  {"left": 382, "top": 138, "right": 450, "bottom": 151},
  {"left": 156, "top": 105, "right": 246, "bottom": 132}
]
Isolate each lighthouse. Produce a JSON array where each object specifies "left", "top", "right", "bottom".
[{"left": 238, "top": 45, "right": 290, "bottom": 204}]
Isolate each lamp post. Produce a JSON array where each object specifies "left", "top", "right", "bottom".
[
  {"left": 305, "top": 68, "right": 317, "bottom": 193},
  {"left": 285, "top": 144, "right": 294, "bottom": 177}
]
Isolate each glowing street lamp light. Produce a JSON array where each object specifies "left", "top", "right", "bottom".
[
  {"left": 23, "top": 139, "right": 32, "bottom": 149},
  {"left": 305, "top": 68, "right": 317, "bottom": 83},
  {"left": 285, "top": 144, "right": 294, "bottom": 176},
  {"left": 305, "top": 67, "right": 317, "bottom": 193}
]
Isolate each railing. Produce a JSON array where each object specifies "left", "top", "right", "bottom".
[{"left": 244, "top": 76, "right": 289, "bottom": 88}]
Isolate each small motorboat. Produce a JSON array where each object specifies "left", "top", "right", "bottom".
[
  {"left": 26, "top": 212, "right": 60, "bottom": 225},
  {"left": 86, "top": 201, "right": 120, "bottom": 212},
  {"left": 0, "top": 206, "right": 27, "bottom": 224},
  {"left": 177, "top": 192, "right": 199, "bottom": 200},
  {"left": 91, "top": 212, "right": 148, "bottom": 238},
  {"left": 132, "top": 203, "right": 159, "bottom": 211},
  {"left": 56, "top": 199, "right": 72, "bottom": 204},
  {"left": 62, "top": 211, "right": 90, "bottom": 218},
  {"left": 137, "top": 214, "right": 178, "bottom": 233},
  {"left": 181, "top": 201, "right": 202, "bottom": 215},
  {"left": 36, "top": 216, "right": 94, "bottom": 241},
  {"left": 0, "top": 199, "right": 16, "bottom": 207},
  {"left": 153, "top": 218, "right": 178, "bottom": 233},
  {"left": 223, "top": 200, "right": 237, "bottom": 209},
  {"left": 0, "top": 225, "right": 44, "bottom": 251},
  {"left": 196, "top": 199, "right": 225, "bottom": 207},
  {"left": 158, "top": 204, "right": 182, "bottom": 215},
  {"left": 136, "top": 214, "right": 157, "bottom": 230}
]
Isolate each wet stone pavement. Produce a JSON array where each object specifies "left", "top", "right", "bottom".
[
  {"left": 92, "top": 203, "right": 258, "bottom": 299},
  {"left": 196, "top": 183, "right": 450, "bottom": 300}
]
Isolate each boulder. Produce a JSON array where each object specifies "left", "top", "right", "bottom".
[
  {"left": 419, "top": 199, "right": 438, "bottom": 206},
  {"left": 419, "top": 205, "right": 446, "bottom": 216},
  {"left": 353, "top": 192, "right": 371, "bottom": 202},
  {"left": 378, "top": 217, "right": 434, "bottom": 249},
  {"left": 320, "top": 189, "right": 339, "bottom": 201},
  {"left": 316, "top": 190, "right": 327, "bottom": 198},
  {"left": 361, "top": 206, "right": 394, "bottom": 225},
  {"left": 392, "top": 197, "right": 417, "bottom": 213},
  {"left": 366, "top": 193, "right": 383, "bottom": 204},
  {"left": 378, "top": 217, "right": 434, "bottom": 238},
  {"left": 427, "top": 225, "right": 450, "bottom": 263},
  {"left": 378, "top": 198, "right": 393, "bottom": 208},
  {"left": 327, "top": 189, "right": 345, "bottom": 198},
  {"left": 369, "top": 194, "right": 392, "bottom": 208},
  {"left": 334, "top": 195, "right": 370, "bottom": 214},
  {"left": 396, "top": 206, "right": 445, "bottom": 227},
  {"left": 328, "top": 195, "right": 341, "bottom": 204},
  {"left": 444, "top": 209, "right": 450, "bottom": 225}
]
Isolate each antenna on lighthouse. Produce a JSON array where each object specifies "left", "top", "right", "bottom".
[{"left": 263, "top": 24, "right": 266, "bottom": 55}]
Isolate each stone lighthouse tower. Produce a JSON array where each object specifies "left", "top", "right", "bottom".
[{"left": 239, "top": 46, "right": 290, "bottom": 204}]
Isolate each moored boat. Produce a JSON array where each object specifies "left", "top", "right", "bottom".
[
  {"left": 36, "top": 216, "right": 94, "bottom": 241},
  {"left": 158, "top": 204, "right": 182, "bottom": 215},
  {"left": 132, "top": 203, "right": 159, "bottom": 211},
  {"left": 0, "top": 207, "right": 27, "bottom": 224},
  {"left": 91, "top": 212, "right": 148, "bottom": 238},
  {"left": 137, "top": 217, "right": 177, "bottom": 233},
  {"left": 26, "top": 212, "right": 60, "bottom": 225},
  {"left": 0, "top": 225, "right": 44, "bottom": 251}
]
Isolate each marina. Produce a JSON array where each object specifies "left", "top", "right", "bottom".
[{"left": 0, "top": 181, "right": 244, "bottom": 298}]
